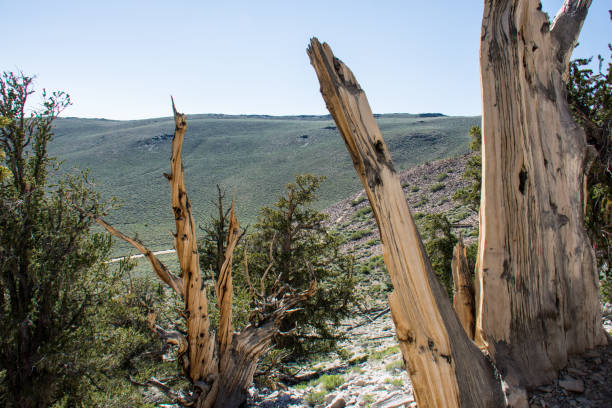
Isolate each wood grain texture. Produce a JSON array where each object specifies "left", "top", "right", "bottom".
[
  {"left": 452, "top": 237, "right": 475, "bottom": 340},
  {"left": 478, "top": 0, "right": 606, "bottom": 389},
  {"left": 308, "top": 38, "right": 503, "bottom": 408}
]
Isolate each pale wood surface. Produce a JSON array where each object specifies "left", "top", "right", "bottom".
[
  {"left": 478, "top": 0, "right": 605, "bottom": 389},
  {"left": 452, "top": 237, "right": 475, "bottom": 340},
  {"left": 308, "top": 37, "right": 503, "bottom": 408}
]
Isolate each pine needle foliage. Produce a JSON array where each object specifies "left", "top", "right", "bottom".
[{"left": 567, "top": 41, "right": 612, "bottom": 301}]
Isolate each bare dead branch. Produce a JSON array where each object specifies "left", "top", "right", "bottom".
[
  {"left": 551, "top": 0, "right": 592, "bottom": 67},
  {"left": 242, "top": 240, "right": 257, "bottom": 299},
  {"left": 91, "top": 215, "right": 184, "bottom": 297},
  {"left": 217, "top": 198, "right": 240, "bottom": 356},
  {"left": 260, "top": 232, "right": 277, "bottom": 297}
]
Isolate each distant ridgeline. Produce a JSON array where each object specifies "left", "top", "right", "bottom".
[{"left": 50, "top": 113, "right": 478, "bottom": 255}]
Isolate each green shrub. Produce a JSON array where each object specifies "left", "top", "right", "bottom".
[
  {"left": 350, "top": 366, "right": 364, "bottom": 374},
  {"left": 385, "top": 359, "right": 404, "bottom": 372},
  {"left": 320, "top": 374, "right": 345, "bottom": 391},
  {"left": 353, "top": 205, "right": 373, "bottom": 220},
  {"left": 385, "top": 378, "right": 403, "bottom": 386},
  {"left": 370, "top": 345, "right": 400, "bottom": 360},
  {"left": 410, "top": 185, "right": 420, "bottom": 192},
  {"left": 202, "top": 175, "right": 358, "bottom": 362},
  {"left": 419, "top": 214, "right": 457, "bottom": 298},
  {"left": 365, "top": 238, "right": 379, "bottom": 247},
  {"left": 349, "top": 229, "right": 370, "bottom": 241},
  {"left": 337, "top": 348, "right": 353, "bottom": 361},
  {"left": 431, "top": 182, "right": 446, "bottom": 192},
  {"left": 414, "top": 197, "right": 427, "bottom": 208},
  {"left": 436, "top": 172, "right": 448, "bottom": 181},
  {"left": 305, "top": 390, "right": 327, "bottom": 406},
  {"left": 362, "top": 394, "right": 375, "bottom": 404},
  {"left": 351, "top": 195, "right": 367, "bottom": 206}
]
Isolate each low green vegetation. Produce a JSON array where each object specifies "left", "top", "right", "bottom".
[
  {"left": 385, "top": 378, "right": 404, "bottom": 387},
  {"left": 362, "top": 394, "right": 375, "bottom": 404},
  {"left": 436, "top": 172, "right": 448, "bottom": 181},
  {"left": 453, "top": 126, "right": 482, "bottom": 212},
  {"left": 414, "top": 196, "right": 428, "bottom": 208},
  {"left": 365, "top": 238, "right": 380, "bottom": 247},
  {"left": 385, "top": 359, "right": 405, "bottom": 372},
  {"left": 350, "top": 366, "right": 365, "bottom": 374},
  {"left": 320, "top": 374, "right": 345, "bottom": 391},
  {"left": 305, "top": 390, "right": 327, "bottom": 406},
  {"left": 352, "top": 205, "right": 373, "bottom": 221},
  {"left": 419, "top": 214, "right": 457, "bottom": 299},
  {"left": 370, "top": 345, "right": 400, "bottom": 360},
  {"left": 430, "top": 182, "right": 446, "bottom": 192},
  {"left": 351, "top": 195, "right": 367, "bottom": 206},
  {"left": 349, "top": 229, "right": 371, "bottom": 241}
]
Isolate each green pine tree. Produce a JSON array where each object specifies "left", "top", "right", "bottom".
[{"left": 0, "top": 72, "right": 161, "bottom": 407}]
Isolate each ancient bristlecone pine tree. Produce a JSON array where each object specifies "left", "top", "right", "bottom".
[
  {"left": 477, "top": 0, "right": 607, "bottom": 390},
  {"left": 308, "top": 38, "right": 504, "bottom": 408},
  {"left": 309, "top": 1, "right": 606, "bottom": 407},
  {"left": 94, "top": 101, "right": 314, "bottom": 408}
]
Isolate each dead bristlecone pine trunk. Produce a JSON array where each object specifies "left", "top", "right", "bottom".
[
  {"left": 308, "top": 38, "right": 504, "bottom": 408},
  {"left": 477, "top": 0, "right": 607, "bottom": 394},
  {"left": 452, "top": 237, "right": 475, "bottom": 340},
  {"left": 93, "top": 100, "right": 314, "bottom": 408}
]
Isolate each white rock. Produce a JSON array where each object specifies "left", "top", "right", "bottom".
[
  {"left": 325, "top": 393, "right": 337, "bottom": 404},
  {"left": 326, "top": 394, "right": 346, "bottom": 408}
]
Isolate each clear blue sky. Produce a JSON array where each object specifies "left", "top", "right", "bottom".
[{"left": 2, "top": 1, "right": 609, "bottom": 120}]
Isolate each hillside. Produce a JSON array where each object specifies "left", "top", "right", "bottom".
[{"left": 50, "top": 113, "right": 479, "bottom": 255}]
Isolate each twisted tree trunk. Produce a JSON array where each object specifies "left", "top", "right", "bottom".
[
  {"left": 477, "top": 0, "right": 606, "bottom": 390},
  {"left": 94, "top": 101, "right": 314, "bottom": 408},
  {"left": 308, "top": 38, "right": 504, "bottom": 408}
]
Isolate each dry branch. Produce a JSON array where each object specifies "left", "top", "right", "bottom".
[
  {"left": 92, "top": 215, "right": 183, "bottom": 297},
  {"left": 307, "top": 37, "right": 503, "bottom": 408}
]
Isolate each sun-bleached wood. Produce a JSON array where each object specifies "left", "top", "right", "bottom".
[
  {"left": 307, "top": 38, "right": 503, "bottom": 408},
  {"left": 95, "top": 101, "right": 315, "bottom": 408},
  {"left": 451, "top": 237, "right": 475, "bottom": 340},
  {"left": 477, "top": 0, "right": 606, "bottom": 389}
]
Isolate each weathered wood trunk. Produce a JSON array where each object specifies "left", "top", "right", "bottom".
[
  {"left": 95, "top": 101, "right": 314, "bottom": 408},
  {"left": 452, "top": 237, "right": 475, "bottom": 339},
  {"left": 477, "top": 0, "right": 606, "bottom": 389},
  {"left": 308, "top": 38, "right": 504, "bottom": 408}
]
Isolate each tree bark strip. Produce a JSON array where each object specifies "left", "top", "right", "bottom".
[
  {"left": 477, "top": 0, "right": 606, "bottom": 389},
  {"left": 452, "top": 237, "right": 475, "bottom": 340},
  {"left": 307, "top": 38, "right": 503, "bottom": 408}
]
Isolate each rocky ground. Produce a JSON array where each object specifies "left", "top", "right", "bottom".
[
  {"left": 250, "top": 310, "right": 612, "bottom": 408},
  {"left": 250, "top": 310, "right": 416, "bottom": 408}
]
